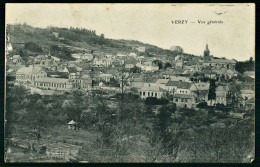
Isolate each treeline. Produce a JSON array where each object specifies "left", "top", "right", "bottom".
[
  {"left": 49, "top": 26, "right": 118, "bottom": 47},
  {"left": 235, "top": 57, "right": 255, "bottom": 74}
]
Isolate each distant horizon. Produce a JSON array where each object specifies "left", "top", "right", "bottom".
[{"left": 6, "top": 4, "right": 255, "bottom": 61}]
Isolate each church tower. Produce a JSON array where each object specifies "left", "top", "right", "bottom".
[{"left": 204, "top": 44, "right": 210, "bottom": 57}]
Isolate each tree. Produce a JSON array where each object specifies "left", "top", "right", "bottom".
[
  {"left": 208, "top": 79, "right": 216, "bottom": 106},
  {"left": 153, "top": 60, "right": 163, "bottom": 69},
  {"left": 150, "top": 105, "right": 177, "bottom": 156},
  {"left": 130, "top": 66, "right": 141, "bottom": 73},
  {"left": 164, "top": 62, "right": 172, "bottom": 69},
  {"left": 5, "top": 85, "right": 29, "bottom": 139},
  {"left": 227, "top": 85, "right": 242, "bottom": 109},
  {"left": 24, "top": 99, "right": 49, "bottom": 141}
]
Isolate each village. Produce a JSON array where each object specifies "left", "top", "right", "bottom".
[{"left": 5, "top": 28, "right": 255, "bottom": 162}]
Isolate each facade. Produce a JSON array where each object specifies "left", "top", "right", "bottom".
[
  {"left": 173, "top": 94, "right": 196, "bottom": 108},
  {"left": 16, "top": 65, "right": 47, "bottom": 84},
  {"left": 173, "top": 82, "right": 196, "bottom": 108},
  {"left": 139, "top": 83, "right": 167, "bottom": 99},
  {"left": 243, "top": 71, "right": 255, "bottom": 79},
  {"left": 203, "top": 58, "right": 236, "bottom": 70},
  {"left": 136, "top": 46, "right": 146, "bottom": 52},
  {"left": 215, "top": 85, "right": 229, "bottom": 106},
  {"left": 190, "top": 82, "right": 210, "bottom": 102},
  {"left": 136, "top": 61, "right": 159, "bottom": 72},
  {"left": 33, "top": 77, "right": 73, "bottom": 92}
]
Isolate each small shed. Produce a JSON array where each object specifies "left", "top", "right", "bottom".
[{"left": 67, "top": 120, "right": 78, "bottom": 130}]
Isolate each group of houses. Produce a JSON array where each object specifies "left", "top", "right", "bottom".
[{"left": 7, "top": 43, "right": 255, "bottom": 109}]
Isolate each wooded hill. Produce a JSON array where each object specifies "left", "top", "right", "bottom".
[{"left": 7, "top": 24, "right": 195, "bottom": 61}]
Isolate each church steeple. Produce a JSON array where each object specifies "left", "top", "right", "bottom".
[{"left": 204, "top": 44, "right": 210, "bottom": 57}]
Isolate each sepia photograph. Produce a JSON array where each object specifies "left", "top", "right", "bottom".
[{"left": 5, "top": 3, "right": 255, "bottom": 163}]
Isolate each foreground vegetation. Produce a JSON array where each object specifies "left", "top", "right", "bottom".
[{"left": 5, "top": 84, "right": 254, "bottom": 162}]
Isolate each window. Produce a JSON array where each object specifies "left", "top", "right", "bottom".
[
  {"left": 185, "top": 91, "right": 187, "bottom": 93},
  {"left": 152, "top": 92, "right": 153, "bottom": 96},
  {"left": 175, "top": 99, "right": 178, "bottom": 102},
  {"left": 155, "top": 93, "right": 157, "bottom": 97},
  {"left": 148, "top": 92, "right": 150, "bottom": 96},
  {"left": 180, "top": 90, "right": 181, "bottom": 93},
  {"left": 140, "top": 91, "right": 142, "bottom": 96},
  {"left": 143, "top": 92, "right": 145, "bottom": 96}
]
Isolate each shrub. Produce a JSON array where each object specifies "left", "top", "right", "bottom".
[
  {"left": 197, "top": 102, "right": 208, "bottom": 108},
  {"left": 145, "top": 97, "right": 169, "bottom": 106}
]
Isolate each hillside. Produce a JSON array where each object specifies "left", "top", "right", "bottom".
[{"left": 6, "top": 24, "right": 195, "bottom": 60}]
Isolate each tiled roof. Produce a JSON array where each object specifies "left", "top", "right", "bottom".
[
  {"left": 47, "top": 72, "right": 69, "bottom": 78},
  {"left": 35, "top": 77, "right": 70, "bottom": 83},
  {"left": 66, "top": 67, "right": 77, "bottom": 73},
  {"left": 174, "top": 94, "right": 193, "bottom": 99},
  {"left": 166, "top": 81, "right": 191, "bottom": 89},
  {"left": 205, "top": 58, "right": 236, "bottom": 64},
  {"left": 140, "top": 85, "right": 167, "bottom": 92}
]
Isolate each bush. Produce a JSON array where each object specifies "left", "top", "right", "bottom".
[
  {"left": 197, "top": 102, "right": 208, "bottom": 108},
  {"left": 215, "top": 103, "right": 229, "bottom": 112},
  {"left": 145, "top": 97, "right": 169, "bottom": 106}
]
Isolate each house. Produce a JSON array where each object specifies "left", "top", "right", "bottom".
[
  {"left": 129, "top": 52, "right": 137, "bottom": 58},
  {"left": 12, "top": 55, "right": 24, "bottom": 65},
  {"left": 173, "top": 94, "right": 196, "bottom": 108},
  {"left": 93, "top": 57, "right": 112, "bottom": 67},
  {"left": 173, "top": 82, "right": 196, "bottom": 108},
  {"left": 175, "top": 55, "right": 184, "bottom": 61},
  {"left": 243, "top": 71, "right": 255, "bottom": 79},
  {"left": 203, "top": 58, "right": 236, "bottom": 70},
  {"left": 51, "top": 56, "right": 61, "bottom": 63},
  {"left": 46, "top": 142, "right": 82, "bottom": 161},
  {"left": 40, "top": 56, "right": 58, "bottom": 69},
  {"left": 72, "top": 74, "right": 92, "bottom": 90},
  {"left": 215, "top": 85, "right": 229, "bottom": 106},
  {"left": 139, "top": 83, "right": 167, "bottom": 99},
  {"left": 136, "top": 46, "right": 146, "bottom": 52},
  {"left": 63, "top": 67, "right": 78, "bottom": 74},
  {"left": 98, "top": 73, "right": 113, "bottom": 82},
  {"left": 164, "top": 80, "right": 192, "bottom": 94},
  {"left": 52, "top": 32, "right": 59, "bottom": 38},
  {"left": 81, "top": 53, "right": 94, "bottom": 61},
  {"left": 71, "top": 53, "right": 81, "bottom": 59},
  {"left": 117, "top": 53, "right": 127, "bottom": 58},
  {"left": 169, "top": 75, "right": 191, "bottom": 82},
  {"left": 241, "top": 89, "right": 254, "bottom": 101},
  {"left": 245, "top": 97, "right": 255, "bottom": 110},
  {"left": 190, "top": 82, "right": 210, "bottom": 102},
  {"left": 16, "top": 65, "right": 47, "bottom": 84},
  {"left": 175, "top": 60, "right": 183, "bottom": 68},
  {"left": 125, "top": 64, "right": 135, "bottom": 70},
  {"left": 34, "top": 55, "right": 48, "bottom": 63},
  {"left": 136, "top": 61, "right": 159, "bottom": 72}
]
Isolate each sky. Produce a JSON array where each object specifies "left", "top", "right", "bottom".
[{"left": 6, "top": 3, "right": 255, "bottom": 61}]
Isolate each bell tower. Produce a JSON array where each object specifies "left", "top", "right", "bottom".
[{"left": 204, "top": 44, "right": 210, "bottom": 57}]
